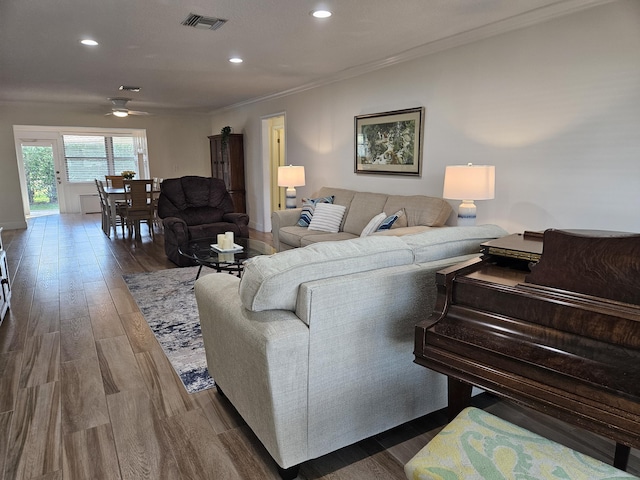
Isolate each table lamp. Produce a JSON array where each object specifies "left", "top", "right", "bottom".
[
  {"left": 277, "top": 165, "right": 305, "bottom": 209},
  {"left": 443, "top": 163, "right": 495, "bottom": 226}
]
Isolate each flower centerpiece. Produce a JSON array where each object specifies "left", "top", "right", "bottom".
[{"left": 121, "top": 170, "right": 136, "bottom": 180}]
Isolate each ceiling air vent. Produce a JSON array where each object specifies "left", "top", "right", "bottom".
[{"left": 181, "top": 13, "right": 227, "bottom": 30}]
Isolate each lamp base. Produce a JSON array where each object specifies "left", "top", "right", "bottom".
[
  {"left": 285, "top": 187, "right": 297, "bottom": 209},
  {"left": 457, "top": 200, "right": 476, "bottom": 226}
]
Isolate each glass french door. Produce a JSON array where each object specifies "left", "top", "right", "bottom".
[{"left": 18, "top": 140, "right": 63, "bottom": 217}]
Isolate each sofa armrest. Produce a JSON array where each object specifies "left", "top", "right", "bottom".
[
  {"left": 195, "top": 273, "right": 310, "bottom": 468},
  {"left": 271, "top": 208, "right": 303, "bottom": 251}
]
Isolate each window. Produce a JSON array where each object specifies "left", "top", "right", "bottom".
[{"left": 63, "top": 134, "right": 139, "bottom": 183}]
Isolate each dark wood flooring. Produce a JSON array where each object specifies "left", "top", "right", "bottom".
[{"left": 0, "top": 213, "right": 638, "bottom": 479}]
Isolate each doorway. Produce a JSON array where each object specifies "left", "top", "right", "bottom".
[
  {"left": 270, "top": 120, "right": 286, "bottom": 212},
  {"left": 261, "top": 114, "right": 286, "bottom": 233},
  {"left": 19, "top": 141, "right": 61, "bottom": 217}
]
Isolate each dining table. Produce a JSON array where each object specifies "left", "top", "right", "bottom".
[{"left": 103, "top": 186, "right": 160, "bottom": 237}]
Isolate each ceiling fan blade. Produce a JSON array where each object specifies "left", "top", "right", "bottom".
[{"left": 104, "top": 98, "right": 150, "bottom": 116}]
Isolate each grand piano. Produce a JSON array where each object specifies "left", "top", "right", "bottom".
[{"left": 414, "top": 229, "right": 640, "bottom": 470}]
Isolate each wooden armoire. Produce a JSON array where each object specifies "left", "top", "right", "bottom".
[{"left": 209, "top": 133, "right": 246, "bottom": 213}]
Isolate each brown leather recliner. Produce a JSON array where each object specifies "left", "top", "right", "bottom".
[{"left": 158, "top": 176, "right": 249, "bottom": 266}]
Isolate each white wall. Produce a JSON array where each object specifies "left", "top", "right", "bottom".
[
  {"left": 0, "top": 103, "right": 211, "bottom": 228},
  {"left": 212, "top": 0, "right": 640, "bottom": 234}
]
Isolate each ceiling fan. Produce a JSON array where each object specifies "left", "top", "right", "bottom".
[{"left": 106, "top": 98, "right": 150, "bottom": 117}]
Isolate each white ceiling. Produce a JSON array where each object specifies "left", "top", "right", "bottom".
[{"left": 0, "top": 0, "right": 610, "bottom": 115}]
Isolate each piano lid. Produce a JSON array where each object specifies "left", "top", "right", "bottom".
[{"left": 525, "top": 229, "right": 640, "bottom": 306}]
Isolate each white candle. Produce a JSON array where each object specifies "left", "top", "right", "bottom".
[
  {"left": 225, "top": 231, "right": 234, "bottom": 248},
  {"left": 217, "top": 234, "right": 225, "bottom": 248}
]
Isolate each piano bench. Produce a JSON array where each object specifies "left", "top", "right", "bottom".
[{"left": 405, "top": 407, "right": 638, "bottom": 480}]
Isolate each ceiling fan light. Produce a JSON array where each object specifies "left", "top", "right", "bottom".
[
  {"left": 113, "top": 110, "right": 129, "bottom": 117},
  {"left": 80, "top": 39, "right": 99, "bottom": 46}
]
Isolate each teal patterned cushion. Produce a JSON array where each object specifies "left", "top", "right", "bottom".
[
  {"left": 377, "top": 210, "right": 403, "bottom": 231},
  {"left": 405, "top": 407, "right": 639, "bottom": 480},
  {"left": 297, "top": 195, "right": 334, "bottom": 227}
]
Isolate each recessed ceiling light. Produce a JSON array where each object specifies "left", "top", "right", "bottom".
[
  {"left": 80, "top": 39, "right": 99, "bottom": 46},
  {"left": 229, "top": 57, "right": 243, "bottom": 63},
  {"left": 311, "top": 10, "right": 332, "bottom": 18}
]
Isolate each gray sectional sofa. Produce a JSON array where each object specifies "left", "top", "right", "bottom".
[
  {"left": 194, "top": 224, "right": 508, "bottom": 478},
  {"left": 271, "top": 186, "right": 453, "bottom": 251}
]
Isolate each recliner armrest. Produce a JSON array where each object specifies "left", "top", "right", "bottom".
[
  {"left": 162, "top": 216, "right": 188, "bottom": 238},
  {"left": 222, "top": 212, "right": 250, "bottom": 226},
  {"left": 161, "top": 216, "right": 194, "bottom": 266}
]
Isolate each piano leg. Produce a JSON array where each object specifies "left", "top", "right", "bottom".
[
  {"left": 447, "top": 377, "right": 472, "bottom": 421},
  {"left": 614, "top": 443, "right": 630, "bottom": 471}
]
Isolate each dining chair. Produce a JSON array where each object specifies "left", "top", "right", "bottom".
[
  {"left": 95, "top": 179, "right": 111, "bottom": 236},
  {"left": 105, "top": 175, "right": 124, "bottom": 188},
  {"left": 121, "top": 179, "right": 155, "bottom": 239},
  {"left": 96, "top": 179, "right": 126, "bottom": 237},
  {"left": 151, "top": 178, "right": 163, "bottom": 230}
]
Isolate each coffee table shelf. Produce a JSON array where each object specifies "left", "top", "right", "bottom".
[{"left": 178, "top": 237, "right": 275, "bottom": 280}]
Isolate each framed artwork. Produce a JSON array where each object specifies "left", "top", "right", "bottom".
[{"left": 355, "top": 107, "right": 425, "bottom": 176}]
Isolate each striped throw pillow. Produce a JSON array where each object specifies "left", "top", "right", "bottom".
[
  {"left": 297, "top": 195, "right": 334, "bottom": 227},
  {"left": 307, "top": 203, "right": 346, "bottom": 233},
  {"left": 361, "top": 212, "right": 387, "bottom": 237}
]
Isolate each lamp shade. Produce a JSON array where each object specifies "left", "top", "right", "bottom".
[
  {"left": 443, "top": 164, "right": 495, "bottom": 200},
  {"left": 277, "top": 165, "right": 305, "bottom": 187}
]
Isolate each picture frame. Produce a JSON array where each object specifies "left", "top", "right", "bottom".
[{"left": 355, "top": 107, "right": 425, "bottom": 176}]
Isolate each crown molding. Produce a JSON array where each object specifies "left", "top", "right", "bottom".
[{"left": 211, "top": 0, "right": 615, "bottom": 114}]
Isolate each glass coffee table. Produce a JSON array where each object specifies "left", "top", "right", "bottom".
[{"left": 178, "top": 237, "right": 276, "bottom": 280}]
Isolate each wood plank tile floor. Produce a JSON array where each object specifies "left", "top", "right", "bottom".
[{"left": 0, "top": 213, "right": 638, "bottom": 479}]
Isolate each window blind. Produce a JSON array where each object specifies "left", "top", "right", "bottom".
[{"left": 62, "top": 134, "right": 137, "bottom": 183}]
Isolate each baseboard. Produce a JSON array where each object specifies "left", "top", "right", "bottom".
[
  {"left": 249, "top": 219, "right": 267, "bottom": 232},
  {"left": 0, "top": 220, "right": 28, "bottom": 230}
]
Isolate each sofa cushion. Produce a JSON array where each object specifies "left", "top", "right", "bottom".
[
  {"left": 383, "top": 195, "right": 451, "bottom": 227},
  {"left": 360, "top": 212, "right": 387, "bottom": 237},
  {"left": 301, "top": 232, "right": 358, "bottom": 246},
  {"left": 372, "top": 225, "right": 434, "bottom": 237},
  {"left": 180, "top": 206, "right": 225, "bottom": 226},
  {"left": 391, "top": 208, "right": 408, "bottom": 229},
  {"left": 297, "top": 195, "right": 334, "bottom": 227},
  {"left": 342, "top": 192, "right": 390, "bottom": 235},
  {"left": 277, "top": 228, "right": 358, "bottom": 249},
  {"left": 239, "top": 236, "right": 414, "bottom": 312},
  {"left": 188, "top": 222, "right": 243, "bottom": 239},
  {"left": 308, "top": 203, "right": 346, "bottom": 233},
  {"left": 158, "top": 176, "right": 235, "bottom": 216},
  {"left": 278, "top": 225, "right": 309, "bottom": 248},
  {"left": 403, "top": 224, "right": 508, "bottom": 263},
  {"left": 315, "top": 187, "right": 357, "bottom": 210},
  {"left": 315, "top": 187, "right": 358, "bottom": 231}
]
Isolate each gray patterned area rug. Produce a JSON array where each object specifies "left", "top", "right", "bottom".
[{"left": 122, "top": 266, "right": 215, "bottom": 394}]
